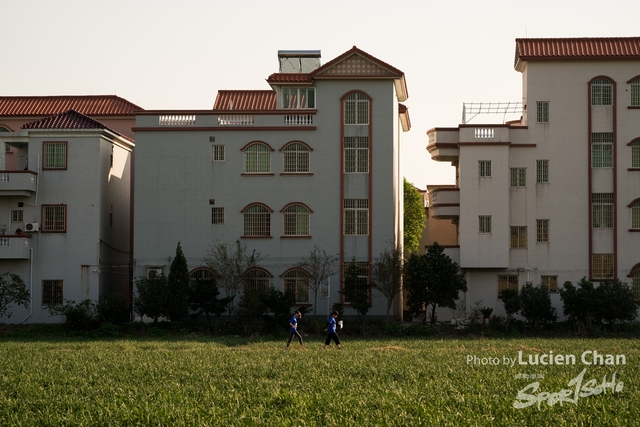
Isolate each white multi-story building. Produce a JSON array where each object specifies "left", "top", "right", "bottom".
[
  {"left": 0, "top": 109, "right": 135, "bottom": 322},
  {"left": 133, "top": 47, "right": 410, "bottom": 319},
  {"left": 427, "top": 37, "right": 640, "bottom": 317}
]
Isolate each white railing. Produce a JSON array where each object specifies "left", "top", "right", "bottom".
[
  {"left": 0, "top": 238, "right": 8, "bottom": 246},
  {"left": 0, "top": 173, "right": 9, "bottom": 183},
  {"left": 284, "top": 114, "right": 313, "bottom": 125},
  {"left": 159, "top": 115, "right": 196, "bottom": 126},
  {"left": 474, "top": 128, "right": 495, "bottom": 139},
  {"left": 217, "top": 115, "right": 254, "bottom": 126}
]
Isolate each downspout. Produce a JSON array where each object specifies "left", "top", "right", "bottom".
[{"left": 21, "top": 247, "right": 33, "bottom": 323}]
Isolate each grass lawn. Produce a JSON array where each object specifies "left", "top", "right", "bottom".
[{"left": 0, "top": 335, "right": 638, "bottom": 426}]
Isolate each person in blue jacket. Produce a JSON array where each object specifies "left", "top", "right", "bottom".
[
  {"left": 324, "top": 310, "right": 342, "bottom": 349},
  {"left": 286, "top": 311, "right": 304, "bottom": 348}
]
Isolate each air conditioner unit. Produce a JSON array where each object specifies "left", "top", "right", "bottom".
[{"left": 25, "top": 222, "right": 40, "bottom": 232}]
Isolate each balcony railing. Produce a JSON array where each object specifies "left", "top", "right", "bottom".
[
  {"left": 0, "top": 236, "right": 30, "bottom": 259},
  {"left": 0, "top": 171, "right": 37, "bottom": 196},
  {"left": 217, "top": 115, "right": 254, "bottom": 126},
  {"left": 159, "top": 115, "right": 196, "bottom": 126},
  {"left": 284, "top": 114, "right": 313, "bottom": 125}
]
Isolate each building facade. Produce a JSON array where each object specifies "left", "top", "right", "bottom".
[
  {"left": 427, "top": 37, "right": 640, "bottom": 318},
  {"left": 133, "top": 47, "right": 410, "bottom": 319},
  {"left": 0, "top": 110, "right": 134, "bottom": 323}
]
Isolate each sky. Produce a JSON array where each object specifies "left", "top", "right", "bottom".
[{"left": 2, "top": 0, "right": 638, "bottom": 188}]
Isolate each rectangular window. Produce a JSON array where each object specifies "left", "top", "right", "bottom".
[
  {"left": 541, "top": 275, "right": 558, "bottom": 293},
  {"left": 344, "top": 137, "right": 369, "bottom": 173},
  {"left": 478, "top": 161, "right": 492, "bottom": 177},
  {"left": 479, "top": 216, "right": 492, "bottom": 234},
  {"left": 536, "top": 101, "right": 549, "bottom": 123},
  {"left": 632, "top": 79, "right": 640, "bottom": 107},
  {"left": 510, "top": 168, "right": 526, "bottom": 187},
  {"left": 536, "top": 160, "right": 549, "bottom": 183},
  {"left": 11, "top": 209, "right": 23, "bottom": 223},
  {"left": 497, "top": 274, "right": 518, "bottom": 297},
  {"left": 42, "top": 280, "right": 63, "bottom": 306},
  {"left": 536, "top": 219, "right": 549, "bottom": 243},
  {"left": 592, "top": 79, "right": 613, "bottom": 106},
  {"left": 42, "top": 205, "right": 66, "bottom": 232},
  {"left": 592, "top": 193, "right": 613, "bottom": 229},
  {"left": 592, "top": 132, "right": 613, "bottom": 168},
  {"left": 282, "top": 87, "right": 315, "bottom": 109},
  {"left": 632, "top": 141, "right": 640, "bottom": 168},
  {"left": 43, "top": 141, "right": 67, "bottom": 169},
  {"left": 510, "top": 226, "right": 527, "bottom": 249},
  {"left": 344, "top": 199, "right": 368, "bottom": 235},
  {"left": 212, "top": 207, "right": 224, "bottom": 224},
  {"left": 212, "top": 145, "right": 225, "bottom": 162},
  {"left": 344, "top": 93, "right": 369, "bottom": 125},
  {"left": 592, "top": 253, "right": 614, "bottom": 279}
]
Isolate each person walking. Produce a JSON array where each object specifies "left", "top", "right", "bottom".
[
  {"left": 286, "top": 311, "right": 304, "bottom": 348},
  {"left": 324, "top": 310, "right": 342, "bottom": 349}
]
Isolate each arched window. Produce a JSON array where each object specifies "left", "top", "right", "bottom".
[
  {"left": 243, "top": 142, "right": 271, "bottom": 173},
  {"left": 189, "top": 268, "right": 215, "bottom": 288},
  {"left": 282, "top": 269, "right": 310, "bottom": 303},
  {"left": 630, "top": 77, "right": 640, "bottom": 106},
  {"left": 630, "top": 199, "right": 640, "bottom": 229},
  {"left": 243, "top": 204, "right": 271, "bottom": 237},
  {"left": 631, "top": 266, "right": 640, "bottom": 301},
  {"left": 344, "top": 92, "right": 369, "bottom": 125},
  {"left": 631, "top": 139, "right": 640, "bottom": 168},
  {"left": 282, "top": 142, "right": 310, "bottom": 173},
  {"left": 591, "top": 78, "right": 613, "bottom": 106},
  {"left": 282, "top": 204, "right": 311, "bottom": 236},
  {"left": 245, "top": 268, "right": 271, "bottom": 295}
]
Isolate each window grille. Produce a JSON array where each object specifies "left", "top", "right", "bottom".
[
  {"left": 11, "top": 209, "right": 23, "bottom": 223},
  {"left": 510, "top": 226, "right": 527, "bottom": 249},
  {"left": 478, "top": 161, "right": 492, "bottom": 177},
  {"left": 283, "top": 143, "right": 310, "bottom": 173},
  {"left": 283, "top": 204, "right": 310, "bottom": 236},
  {"left": 244, "top": 143, "right": 271, "bottom": 173},
  {"left": 633, "top": 269, "right": 640, "bottom": 300},
  {"left": 212, "top": 145, "right": 225, "bottom": 162},
  {"left": 592, "top": 132, "right": 613, "bottom": 168},
  {"left": 42, "top": 280, "right": 63, "bottom": 306},
  {"left": 211, "top": 207, "right": 224, "bottom": 224},
  {"left": 344, "top": 137, "right": 369, "bottom": 173},
  {"left": 631, "top": 201, "right": 640, "bottom": 229},
  {"left": 592, "top": 253, "right": 614, "bottom": 279},
  {"left": 283, "top": 269, "right": 310, "bottom": 303},
  {"left": 478, "top": 216, "right": 492, "bottom": 234},
  {"left": 43, "top": 205, "right": 66, "bottom": 232},
  {"left": 592, "top": 193, "right": 614, "bottom": 229},
  {"left": 536, "top": 160, "right": 549, "bottom": 183},
  {"left": 344, "top": 199, "right": 369, "bottom": 235},
  {"left": 536, "top": 101, "right": 549, "bottom": 123},
  {"left": 344, "top": 93, "right": 369, "bottom": 125},
  {"left": 510, "top": 168, "right": 526, "bottom": 187},
  {"left": 243, "top": 205, "right": 271, "bottom": 237},
  {"left": 245, "top": 269, "right": 270, "bottom": 295},
  {"left": 536, "top": 219, "right": 549, "bottom": 243},
  {"left": 497, "top": 275, "right": 518, "bottom": 296},
  {"left": 592, "top": 78, "right": 613, "bottom": 106},
  {"left": 43, "top": 142, "right": 67, "bottom": 169},
  {"left": 632, "top": 140, "right": 640, "bottom": 168},
  {"left": 630, "top": 78, "right": 640, "bottom": 106}
]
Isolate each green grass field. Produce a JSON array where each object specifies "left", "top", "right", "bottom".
[{"left": 0, "top": 335, "right": 638, "bottom": 426}]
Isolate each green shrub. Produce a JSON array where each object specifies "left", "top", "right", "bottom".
[
  {"left": 519, "top": 283, "right": 557, "bottom": 327},
  {"left": 97, "top": 293, "right": 130, "bottom": 324},
  {"left": 49, "top": 299, "right": 99, "bottom": 331}
]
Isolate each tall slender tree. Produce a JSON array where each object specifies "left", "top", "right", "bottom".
[
  {"left": 341, "top": 258, "right": 371, "bottom": 322},
  {"left": 166, "top": 242, "right": 191, "bottom": 322},
  {"left": 371, "top": 244, "right": 403, "bottom": 325},
  {"left": 403, "top": 178, "right": 426, "bottom": 255}
]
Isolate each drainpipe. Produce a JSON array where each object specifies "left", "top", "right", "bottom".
[{"left": 21, "top": 247, "right": 33, "bottom": 323}]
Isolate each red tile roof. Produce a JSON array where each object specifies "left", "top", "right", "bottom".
[
  {"left": 266, "top": 73, "right": 314, "bottom": 83},
  {"left": 0, "top": 95, "right": 143, "bottom": 116},
  {"left": 213, "top": 90, "right": 276, "bottom": 111},
  {"left": 22, "top": 109, "right": 114, "bottom": 132},
  {"left": 515, "top": 37, "right": 640, "bottom": 66}
]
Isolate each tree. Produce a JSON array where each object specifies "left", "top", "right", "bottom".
[
  {"left": 296, "top": 245, "right": 336, "bottom": 321},
  {"left": 188, "top": 272, "right": 231, "bottom": 324},
  {"left": 597, "top": 279, "right": 639, "bottom": 325},
  {"left": 165, "top": 242, "right": 191, "bottom": 322},
  {"left": 203, "top": 239, "right": 263, "bottom": 319},
  {"left": 133, "top": 273, "right": 168, "bottom": 323},
  {"left": 370, "top": 244, "right": 403, "bottom": 325},
  {"left": 404, "top": 242, "right": 467, "bottom": 325},
  {"left": 0, "top": 272, "right": 30, "bottom": 319},
  {"left": 558, "top": 278, "right": 601, "bottom": 334},
  {"left": 500, "top": 289, "right": 521, "bottom": 333},
  {"left": 403, "top": 178, "right": 426, "bottom": 255},
  {"left": 519, "top": 283, "right": 556, "bottom": 328},
  {"left": 341, "top": 258, "right": 371, "bottom": 322}
]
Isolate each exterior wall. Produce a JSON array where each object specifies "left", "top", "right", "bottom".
[
  {"left": 0, "top": 130, "right": 132, "bottom": 323},
  {"left": 133, "top": 74, "right": 405, "bottom": 319}
]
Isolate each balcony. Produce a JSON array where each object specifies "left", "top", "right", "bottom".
[
  {"left": 0, "top": 171, "right": 37, "bottom": 196},
  {"left": 0, "top": 236, "right": 31, "bottom": 259},
  {"left": 430, "top": 187, "right": 460, "bottom": 220},
  {"left": 426, "top": 128, "right": 459, "bottom": 162}
]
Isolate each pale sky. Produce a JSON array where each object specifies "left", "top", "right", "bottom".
[{"left": 2, "top": 0, "right": 638, "bottom": 188}]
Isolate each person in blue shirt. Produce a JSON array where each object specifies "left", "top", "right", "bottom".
[
  {"left": 286, "top": 311, "right": 304, "bottom": 348},
  {"left": 323, "top": 310, "right": 342, "bottom": 349}
]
